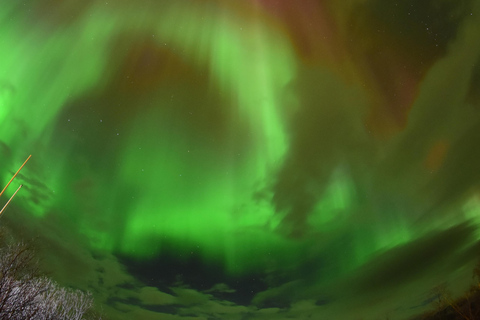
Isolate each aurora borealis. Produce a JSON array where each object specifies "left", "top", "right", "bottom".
[{"left": 1, "top": 0, "right": 480, "bottom": 319}]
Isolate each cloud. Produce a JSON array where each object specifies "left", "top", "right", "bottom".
[
  {"left": 204, "top": 283, "right": 236, "bottom": 293},
  {"left": 252, "top": 281, "right": 303, "bottom": 308},
  {"left": 138, "top": 286, "right": 177, "bottom": 305},
  {"left": 269, "top": 65, "right": 370, "bottom": 238},
  {"left": 352, "top": 222, "right": 478, "bottom": 293}
]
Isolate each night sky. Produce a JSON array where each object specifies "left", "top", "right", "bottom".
[{"left": 1, "top": 1, "right": 480, "bottom": 319}]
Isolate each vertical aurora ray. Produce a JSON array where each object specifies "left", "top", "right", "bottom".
[
  {"left": 0, "top": 17, "right": 107, "bottom": 146},
  {"left": 110, "top": 2, "right": 296, "bottom": 274},
  {"left": 0, "top": 1, "right": 300, "bottom": 276},
  {"left": 0, "top": 2, "right": 114, "bottom": 210},
  {"left": 1, "top": 1, "right": 299, "bottom": 274}
]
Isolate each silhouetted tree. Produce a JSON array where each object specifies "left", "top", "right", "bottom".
[
  {"left": 423, "top": 261, "right": 480, "bottom": 320},
  {"left": 0, "top": 232, "right": 101, "bottom": 319}
]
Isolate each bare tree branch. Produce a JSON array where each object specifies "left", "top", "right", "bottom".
[{"left": 0, "top": 235, "right": 101, "bottom": 320}]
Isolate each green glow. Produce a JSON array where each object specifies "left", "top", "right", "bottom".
[
  {"left": 0, "top": 2, "right": 296, "bottom": 274},
  {"left": 0, "top": 82, "right": 14, "bottom": 124},
  {"left": 108, "top": 104, "right": 295, "bottom": 273},
  {"left": 306, "top": 168, "right": 414, "bottom": 269},
  {"left": 308, "top": 168, "right": 355, "bottom": 229},
  {"left": 0, "top": 24, "right": 106, "bottom": 147},
  {"left": 463, "top": 196, "right": 480, "bottom": 240},
  {"left": 2, "top": 1, "right": 480, "bottom": 286},
  {"left": 107, "top": 4, "right": 295, "bottom": 271}
]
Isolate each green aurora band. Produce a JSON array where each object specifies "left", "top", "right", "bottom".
[{"left": 1, "top": 1, "right": 298, "bottom": 275}]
